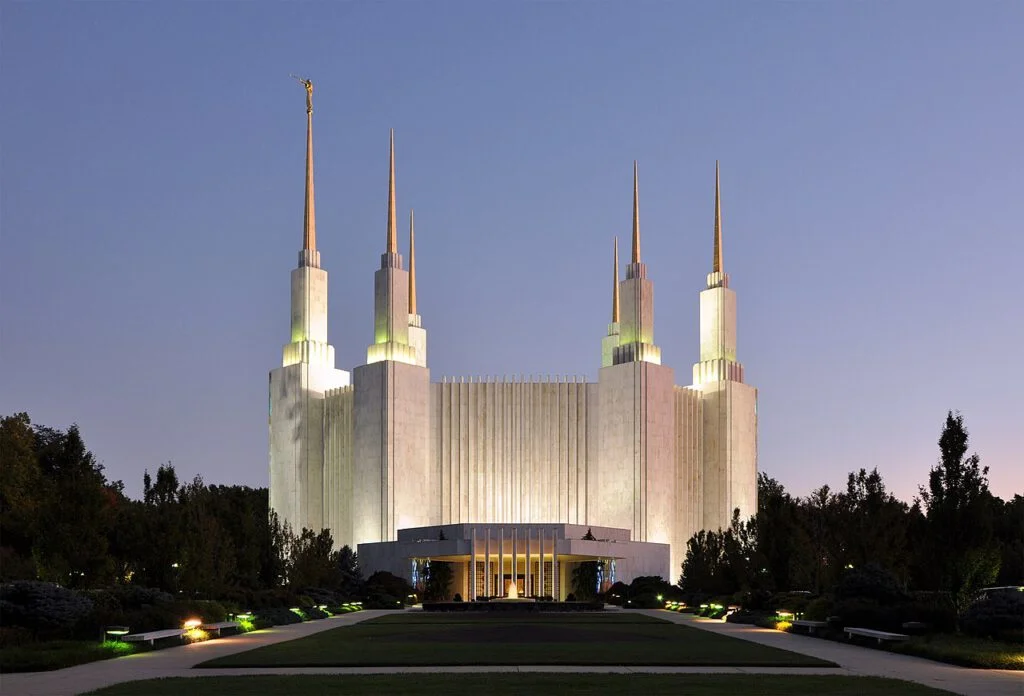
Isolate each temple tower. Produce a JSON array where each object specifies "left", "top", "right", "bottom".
[
  {"left": 352, "top": 131, "right": 434, "bottom": 546},
  {"left": 693, "top": 162, "right": 758, "bottom": 531},
  {"left": 596, "top": 163, "right": 676, "bottom": 546},
  {"left": 269, "top": 79, "right": 350, "bottom": 534}
]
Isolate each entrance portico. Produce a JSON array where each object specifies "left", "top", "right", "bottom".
[{"left": 358, "top": 523, "right": 670, "bottom": 601}]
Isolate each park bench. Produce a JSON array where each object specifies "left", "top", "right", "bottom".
[
  {"left": 790, "top": 620, "right": 828, "bottom": 635},
  {"left": 200, "top": 621, "right": 241, "bottom": 636},
  {"left": 844, "top": 627, "right": 909, "bottom": 644},
  {"left": 121, "top": 628, "right": 185, "bottom": 645}
]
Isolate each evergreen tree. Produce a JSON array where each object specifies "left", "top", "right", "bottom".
[
  {"left": 0, "top": 413, "right": 41, "bottom": 580},
  {"left": 919, "top": 411, "right": 1000, "bottom": 624},
  {"left": 32, "top": 424, "right": 117, "bottom": 587},
  {"left": 424, "top": 560, "right": 454, "bottom": 600},
  {"left": 571, "top": 561, "right": 600, "bottom": 600}
]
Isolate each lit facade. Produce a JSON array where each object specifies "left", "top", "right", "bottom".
[{"left": 268, "top": 93, "right": 757, "bottom": 594}]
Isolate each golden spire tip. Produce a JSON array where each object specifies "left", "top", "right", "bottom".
[
  {"left": 386, "top": 129, "right": 398, "bottom": 255},
  {"left": 631, "top": 161, "right": 640, "bottom": 264},
  {"left": 713, "top": 160, "right": 723, "bottom": 273}
]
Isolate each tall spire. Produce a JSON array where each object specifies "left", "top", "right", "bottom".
[
  {"left": 631, "top": 161, "right": 640, "bottom": 263},
  {"left": 612, "top": 236, "right": 620, "bottom": 323},
  {"left": 713, "top": 160, "right": 723, "bottom": 273},
  {"left": 386, "top": 129, "right": 398, "bottom": 254},
  {"left": 299, "top": 77, "right": 316, "bottom": 255},
  {"left": 408, "top": 209, "right": 417, "bottom": 315}
]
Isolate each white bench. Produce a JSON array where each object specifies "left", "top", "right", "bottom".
[
  {"left": 122, "top": 628, "right": 185, "bottom": 645},
  {"left": 844, "top": 627, "right": 909, "bottom": 644},
  {"left": 200, "top": 621, "right": 241, "bottom": 636},
  {"left": 791, "top": 619, "right": 828, "bottom": 635}
]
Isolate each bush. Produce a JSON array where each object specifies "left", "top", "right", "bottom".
[
  {"left": 803, "top": 597, "right": 833, "bottom": 621},
  {"left": 452, "top": 593, "right": 463, "bottom": 602},
  {"left": 363, "top": 592, "right": 404, "bottom": 610},
  {"left": 768, "top": 592, "right": 812, "bottom": 614},
  {"left": 835, "top": 564, "right": 908, "bottom": 605},
  {"left": 831, "top": 597, "right": 914, "bottom": 633},
  {"left": 0, "top": 581, "right": 94, "bottom": 637},
  {"left": 302, "top": 606, "right": 329, "bottom": 620},
  {"left": 605, "top": 581, "right": 629, "bottom": 606},
  {"left": 627, "top": 593, "right": 664, "bottom": 609},
  {"left": 252, "top": 607, "right": 304, "bottom": 629},
  {"left": 104, "top": 586, "right": 172, "bottom": 609},
  {"left": 169, "top": 599, "right": 228, "bottom": 623},
  {"left": 963, "top": 591, "right": 1024, "bottom": 643}
]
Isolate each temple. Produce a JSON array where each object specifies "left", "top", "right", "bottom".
[{"left": 269, "top": 85, "right": 757, "bottom": 599}]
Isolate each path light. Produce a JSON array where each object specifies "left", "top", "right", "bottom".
[
  {"left": 183, "top": 618, "right": 209, "bottom": 643},
  {"left": 103, "top": 626, "right": 130, "bottom": 642}
]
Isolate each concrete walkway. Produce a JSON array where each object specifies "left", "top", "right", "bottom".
[
  {"left": 646, "top": 610, "right": 1023, "bottom": 696},
  {"left": 1, "top": 609, "right": 1020, "bottom": 696}
]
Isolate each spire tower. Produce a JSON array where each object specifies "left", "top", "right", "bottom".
[
  {"left": 386, "top": 129, "right": 398, "bottom": 255},
  {"left": 297, "top": 77, "right": 319, "bottom": 268},
  {"left": 602, "top": 236, "right": 622, "bottom": 367},
  {"left": 713, "top": 160, "right": 722, "bottom": 274},
  {"left": 613, "top": 161, "right": 660, "bottom": 365},
  {"left": 631, "top": 161, "right": 640, "bottom": 264},
  {"left": 409, "top": 209, "right": 417, "bottom": 315},
  {"left": 367, "top": 130, "right": 417, "bottom": 366},
  {"left": 612, "top": 236, "right": 620, "bottom": 323}
]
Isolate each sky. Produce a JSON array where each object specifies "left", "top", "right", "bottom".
[{"left": 2, "top": 1, "right": 1022, "bottom": 505}]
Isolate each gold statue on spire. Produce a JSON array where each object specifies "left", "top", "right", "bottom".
[{"left": 292, "top": 74, "right": 314, "bottom": 114}]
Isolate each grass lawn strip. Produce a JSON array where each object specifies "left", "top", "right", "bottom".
[
  {"left": 200, "top": 613, "right": 834, "bottom": 668},
  {"left": 890, "top": 633, "right": 1024, "bottom": 670},
  {"left": 83, "top": 674, "right": 956, "bottom": 695},
  {"left": 0, "top": 640, "right": 139, "bottom": 673}
]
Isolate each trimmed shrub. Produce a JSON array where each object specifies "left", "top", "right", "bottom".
[
  {"left": 963, "top": 591, "right": 1024, "bottom": 643},
  {"left": 628, "top": 593, "right": 664, "bottom": 609},
  {"left": 835, "top": 564, "right": 908, "bottom": 605},
  {"left": 363, "top": 592, "right": 404, "bottom": 610},
  {"left": 831, "top": 598, "right": 911, "bottom": 633},
  {"left": 0, "top": 581, "right": 94, "bottom": 637},
  {"left": 302, "top": 606, "right": 329, "bottom": 620},
  {"left": 803, "top": 596, "right": 833, "bottom": 621},
  {"left": 253, "top": 607, "right": 304, "bottom": 629},
  {"left": 105, "top": 586, "right": 172, "bottom": 609}
]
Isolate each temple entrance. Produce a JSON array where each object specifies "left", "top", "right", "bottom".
[{"left": 497, "top": 574, "right": 525, "bottom": 596}]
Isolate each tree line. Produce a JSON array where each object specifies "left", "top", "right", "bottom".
[
  {"left": 0, "top": 412, "right": 364, "bottom": 601},
  {"left": 679, "top": 412, "right": 1021, "bottom": 624},
  {"left": 2, "top": 410, "right": 1019, "bottom": 617}
]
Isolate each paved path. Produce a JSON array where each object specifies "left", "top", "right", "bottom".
[
  {"left": 2, "top": 609, "right": 1020, "bottom": 695},
  {"left": 646, "top": 610, "right": 1023, "bottom": 696}
]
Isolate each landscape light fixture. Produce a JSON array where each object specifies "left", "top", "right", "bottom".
[{"left": 102, "top": 626, "right": 130, "bottom": 642}]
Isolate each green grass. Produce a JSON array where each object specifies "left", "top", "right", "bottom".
[
  {"left": 0, "top": 640, "right": 138, "bottom": 673},
  {"left": 83, "top": 674, "right": 956, "bottom": 695},
  {"left": 199, "top": 612, "right": 834, "bottom": 668},
  {"left": 890, "top": 633, "right": 1024, "bottom": 670}
]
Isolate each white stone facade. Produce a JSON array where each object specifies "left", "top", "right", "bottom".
[{"left": 268, "top": 122, "right": 757, "bottom": 584}]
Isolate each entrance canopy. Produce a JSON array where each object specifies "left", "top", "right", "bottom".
[{"left": 358, "top": 523, "right": 669, "bottom": 601}]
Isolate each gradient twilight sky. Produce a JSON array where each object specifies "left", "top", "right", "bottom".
[{"left": 2, "top": 2, "right": 1021, "bottom": 504}]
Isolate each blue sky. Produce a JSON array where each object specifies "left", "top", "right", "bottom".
[{"left": 2, "top": 1, "right": 1021, "bottom": 503}]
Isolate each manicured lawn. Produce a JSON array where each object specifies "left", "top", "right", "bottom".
[
  {"left": 84, "top": 674, "right": 956, "bottom": 695},
  {"left": 199, "top": 612, "right": 835, "bottom": 668},
  {"left": 891, "top": 633, "right": 1024, "bottom": 670},
  {"left": 0, "top": 640, "right": 138, "bottom": 673}
]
